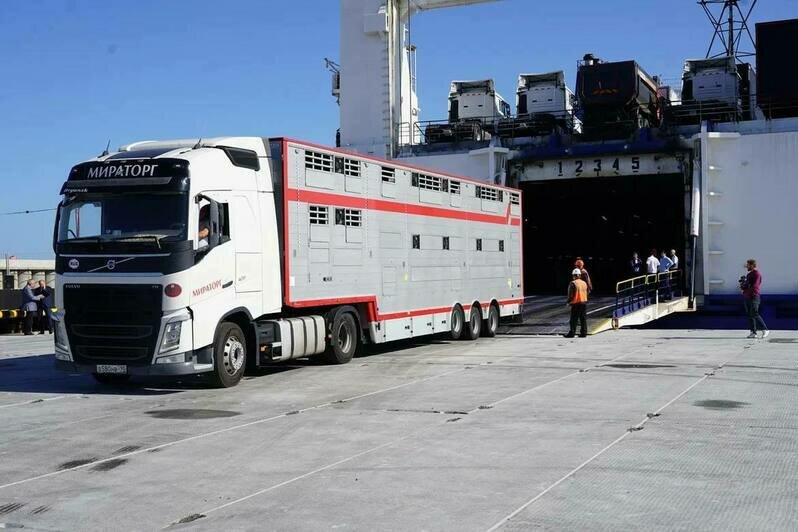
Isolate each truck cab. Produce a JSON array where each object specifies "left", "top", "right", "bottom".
[{"left": 53, "top": 137, "right": 281, "bottom": 387}]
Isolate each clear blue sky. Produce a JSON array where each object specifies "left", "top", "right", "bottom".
[{"left": 1, "top": 0, "right": 794, "bottom": 258}]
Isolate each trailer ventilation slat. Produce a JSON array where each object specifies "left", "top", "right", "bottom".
[
  {"left": 305, "top": 150, "right": 333, "bottom": 173},
  {"left": 309, "top": 205, "right": 329, "bottom": 225},
  {"left": 343, "top": 158, "right": 361, "bottom": 177},
  {"left": 381, "top": 166, "right": 396, "bottom": 182},
  {"left": 335, "top": 208, "right": 362, "bottom": 227},
  {"left": 476, "top": 185, "right": 503, "bottom": 202},
  {"left": 412, "top": 172, "right": 448, "bottom": 192},
  {"left": 450, "top": 180, "right": 461, "bottom": 195}
]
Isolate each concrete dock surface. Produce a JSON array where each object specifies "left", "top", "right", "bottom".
[{"left": 0, "top": 329, "right": 796, "bottom": 531}]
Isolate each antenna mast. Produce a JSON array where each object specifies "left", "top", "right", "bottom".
[{"left": 699, "top": 0, "right": 757, "bottom": 61}]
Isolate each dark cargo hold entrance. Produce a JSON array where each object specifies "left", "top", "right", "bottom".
[{"left": 520, "top": 173, "right": 686, "bottom": 295}]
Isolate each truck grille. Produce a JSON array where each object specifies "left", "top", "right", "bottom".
[{"left": 63, "top": 284, "right": 162, "bottom": 366}]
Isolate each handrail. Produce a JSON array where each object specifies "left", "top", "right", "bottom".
[
  {"left": 614, "top": 269, "right": 683, "bottom": 319},
  {"left": 615, "top": 274, "right": 649, "bottom": 294}
]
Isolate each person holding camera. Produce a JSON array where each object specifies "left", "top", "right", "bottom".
[{"left": 741, "top": 259, "right": 769, "bottom": 339}]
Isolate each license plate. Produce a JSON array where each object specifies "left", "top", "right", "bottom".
[{"left": 96, "top": 364, "right": 127, "bottom": 374}]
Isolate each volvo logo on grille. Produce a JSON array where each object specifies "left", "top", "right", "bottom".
[
  {"left": 68, "top": 258, "right": 80, "bottom": 269},
  {"left": 106, "top": 260, "right": 116, "bottom": 270}
]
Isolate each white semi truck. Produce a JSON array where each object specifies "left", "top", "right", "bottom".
[{"left": 53, "top": 138, "right": 523, "bottom": 387}]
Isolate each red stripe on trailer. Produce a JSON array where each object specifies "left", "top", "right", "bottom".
[
  {"left": 287, "top": 188, "right": 520, "bottom": 227},
  {"left": 286, "top": 296, "right": 523, "bottom": 322}
]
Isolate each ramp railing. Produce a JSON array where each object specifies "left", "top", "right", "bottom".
[{"left": 614, "top": 270, "right": 683, "bottom": 319}]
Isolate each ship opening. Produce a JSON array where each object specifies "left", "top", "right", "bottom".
[{"left": 520, "top": 173, "right": 686, "bottom": 295}]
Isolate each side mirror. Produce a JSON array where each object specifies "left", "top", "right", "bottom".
[{"left": 52, "top": 201, "right": 62, "bottom": 253}]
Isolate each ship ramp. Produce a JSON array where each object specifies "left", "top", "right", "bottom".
[{"left": 500, "top": 270, "right": 691, "bottom": 335}]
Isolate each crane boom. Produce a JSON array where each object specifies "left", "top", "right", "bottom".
[
  {"left": 337, "top": 0, "right": 503, "bottom": 158},
  {"left": 410, "top": 0, "right": 498, "bottom": 11}
]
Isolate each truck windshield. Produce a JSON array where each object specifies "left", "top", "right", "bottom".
[{"left": 57, "top": 193, "right": 188, "bottom": 243}]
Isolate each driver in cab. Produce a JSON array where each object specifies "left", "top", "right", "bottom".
[{"left": 198, "top": 204, "right": 210, "bottom": 248}]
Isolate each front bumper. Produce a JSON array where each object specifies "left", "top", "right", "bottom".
[{"left": 55, "top": 346, "right": 213, "bottom": 377}]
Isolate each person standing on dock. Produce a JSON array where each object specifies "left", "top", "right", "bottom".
[
  {"left": 646, "top": 249, "right": 660, "bottom": 274},
  {"left": 741, "top": 259, "right": 769, "bottom": 339},
  {"left": 34, "top": 280, "right": 53, "bottom": 334},
  {"left": 630, "top": 252, "right": 643, "bottom": 276},
  {"left": 574, "top": 258, "right": 593, "bottom": 293},
  {"left": 658, "top": 251, "right": 674, "bottom": 300},
  {"left": 21, "top": 279, "right": 43, "bottom": 336},
  {"left": 565, "top": 268, "right": 588, "bottom": 338},
  {"left": 669, "top": 249, "right": 679, "bottom": 271}
]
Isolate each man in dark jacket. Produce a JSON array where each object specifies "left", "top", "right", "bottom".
[
  {"left": 21, "top": 280, "right": 43, "bottom": 336},
  {"left": 34, "top": 280, "right": 53, "bottom": 334},
  {"left": 629, "top": 252, "right": 643, "bottom": 276},
  {"left": 741, "top": 259, "right": 769, "bottom": 339}
]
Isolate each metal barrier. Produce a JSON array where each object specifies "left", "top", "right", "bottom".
[{"left": 614, "top": 270, "right": 682, "bottom": 319}]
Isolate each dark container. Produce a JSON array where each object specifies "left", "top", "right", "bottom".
[
  {"left": 576, "top": 60, "right": 659, "bottom": 109},
  {"left": 756, "top": 18, "right": 798, "bottom": 118}
]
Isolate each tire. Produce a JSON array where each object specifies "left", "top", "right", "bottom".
[
  {"left": 323, "top": 312, "right": 358, "bottom": 364},
  {"left": 92, "top": 373, "right": 131, "bottom": 385},
  {"left": 208, "top": 322, "right": 247, "bottom": 388},
  {"left": 483, "top": 304, "right": 500, "bottom": 338},
  {"left": 465, "top": 305, "right": 482, "bottom": 340},
  {"left": 450, "top": 304, "right": 465, "bottom": 341}
]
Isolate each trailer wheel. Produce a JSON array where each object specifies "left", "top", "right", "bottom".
[
  {"left": 449, "top": 304, "right": 465, "bottom": 340},
  {"left": 465, "top": 305, "right": 482, "bottom": 340},
  {"left": 323, "top": 312, "right": 358, "bottom": 364},
  {"left": 92, "top": 374, "right": 131, "bottom": 385},
  {"left": 208, "top": 322, "right": 247, "bottom": 388},
  {"left": 483, "top": 303, "right": 500, "bottom": 338}
]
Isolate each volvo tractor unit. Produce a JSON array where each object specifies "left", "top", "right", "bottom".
[
  {"left": 53, "top": 138, "right": 523, "bottom": 387},
  {"left": 497, "top": 71, "right": 580, "bottom": 137},
  {"left": 425, "top": 79, "right": 511, "bottom": 143}
]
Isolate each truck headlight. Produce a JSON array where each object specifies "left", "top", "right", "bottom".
[{"left": 160, "top": 321, "right": 183, "bottom": 352}]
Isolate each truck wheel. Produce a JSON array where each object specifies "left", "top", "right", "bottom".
[
  {"left": 465, "top": 305, "right": 482, "bottom": 340},
  {"left": 323, "top": 312, "right": 358, "bottom": 364},
  {"left": 92, "top": 374, "right": 131, "bottom": 385},
  {"left": 450, "top": 304, "right": 465, "bottom": 340},
  {"left": 209, "top": 322, "right": 247, "bottom": 388},
  {"left": 483, "top": 304, "right": 500, "bottom": 337}
]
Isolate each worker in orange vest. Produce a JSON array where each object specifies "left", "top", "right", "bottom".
[{"left": 565, "top": 268, "right": 588, "bottom": 338}]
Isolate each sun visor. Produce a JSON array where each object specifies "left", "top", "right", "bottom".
[{"left": 60, "top": 158, "right": 190, "bottom": 194}]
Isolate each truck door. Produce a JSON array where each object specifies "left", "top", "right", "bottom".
[
  {"left": 231, "top": 194, "right": 262, "bottom": 295},
  {"left": 190, "top": 193, "right": 236, "bottom": 351}
]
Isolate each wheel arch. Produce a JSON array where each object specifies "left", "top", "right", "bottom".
[
  {"left": 325, "top": 304, "right": 365, "bottom": 342},
  {"left": 215, "top": 307, "right": 256, "bottom": 366}
]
